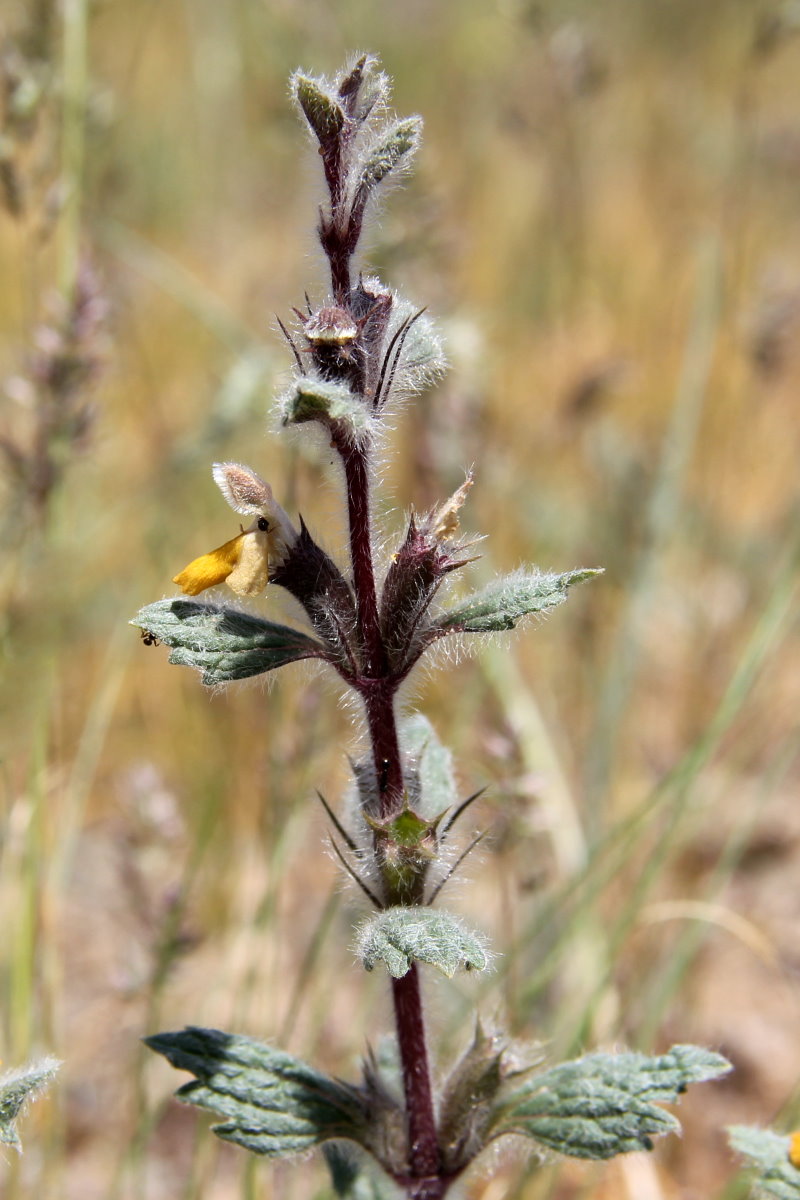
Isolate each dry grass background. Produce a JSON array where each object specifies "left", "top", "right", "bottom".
[{"left": 2, "top": 1, "right": 800, "bottom": 1197}]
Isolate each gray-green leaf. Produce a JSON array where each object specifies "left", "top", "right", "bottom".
[
  {"left": 400, "top": 713, "right": 457, "bottom": 817},
  {"left": 145, "top": 1027, "right": 369, "bottom": 1158},
  {"left": 435, "top": 568, "right": 603, "bottom": 634},
  {"left": 281, "top": 377, "right": 371, "bottom": 441},
  {"left": 324, "top": 1143, "right": 401, "bottom": 1200},
  {"left": 492, "top": 1044, "right": 731, "bottom": 1160},
  {"left": 132, "top": 599, "right": 327, "bottom": 685},
  {"left": 0, "top": 1057, "right": 60, "bottom": 1151},
  {"left": 729, "top": 1126, "right": 800, "bottom": 1199},
  {"left": 357, "top": 907, "right": 488, "bottom": 979},
  {"left": 293, "top": 73, "right": 346, "bottom": 144},
  {"left": 357, "top": 118, "right": 422, "bottom": 195}
]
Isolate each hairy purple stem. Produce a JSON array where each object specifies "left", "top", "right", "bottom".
[
  {"left": 340, "top": 441, "right": 383, "bottom": 676},
  {"left": 392, "top": 967, "right": 445, "bottom": 1193},
  {"left": 315, "top": 83, "right": 444, "bottom": 1190},
  {"left": 321, "top": 217, "right": 352, "bottom": 303},
  {"left": 362, "top": 680, "right": 404, "bottom": 815},
  {"left": 342, "top": 432, "right": 442, "bottom": 1190}
]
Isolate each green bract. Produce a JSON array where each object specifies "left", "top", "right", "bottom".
[
  {"left": 324, "top": 1144, "right": 401, "bottom": 1200},
  {"left": 357, "top": 118, "right": 422, "bottom": 194},
  {"left": 293, "top": 74, "right": 345, "bottom": 144},
  {"left": 145, "top": 1028, "right": 370, "bottom": 1158},
  {"left": 491, "top": 1045, "right": 731, "bottom": 1160},
  {"left": 281, "top": 377, "right": 371, "bottom": 440},
  {"left": 401, "top": 714, "right": 457, "bottom": 817},
  {"left": 0, "top": 1057, "right": 60, "bottom": 1152},
  {"left": 132, "top": 599, "right": 326, "bottom": 685},
  {"left": 729, "top": 1126, "right": 800, "bottom": 1199},
  {"left": 436, "top": 568, "right": 603, "bottom": 634},
  {"left": 357, "top": 907, "right": 488, "bottom": 978}
]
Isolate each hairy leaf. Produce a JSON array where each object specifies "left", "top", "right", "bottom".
[
  {"left": 293, "top": 74, "right": 345, "bottom": 144},
  {"left": 401, "top": 713, "right": 457, "bottom": 817},
  {"left": 357, "top": 907, "right": 488, "bottom": 978},
  {"left": 324, "top": 1143, "right": 402, "bottom": 1199},
  {"left": 435, "top": 568, "right": 602, "bottom": 634},
  {"left": 492, "top": 1044, "right": 731, "bottom": 1160},
  {"left": 337, "top": 55, "right": 389, "bottom": 121},
  {"left": 0, "top": 1057, "right": 60, "bottom": 1151},
  {"left": 132, "top": 599, "right": 326, "bottom": 684},
  {"left": 729, "top": 1126, "right": 800, "bottom": 1199},
  {"left": 358, "top": 118, "right": 422, "bottom": 194},
  {"left": 146, "top": 1027, "right": 369, "bottom": 1158},
  {"left": 281, "top": 377, "right": 371, "bottom": 441}
]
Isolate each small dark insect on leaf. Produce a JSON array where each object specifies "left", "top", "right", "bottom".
[{"left": 140, "top": 629, "right": 161, "bottom": 647}]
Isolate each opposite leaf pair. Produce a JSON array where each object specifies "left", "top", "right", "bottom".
[{"left": 146, "top": 1026, "right": 730, "bottom": 1187}]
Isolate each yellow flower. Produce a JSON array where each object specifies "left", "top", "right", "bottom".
[
  {"left": 173, "top": 518, "right": 272, "bottom": 597},
  {"left": 173, "top": 462, "right": 299, "bottom": 598},
  {"left": 789, "top": 1131, "right": 800, "bottom": 1169}
]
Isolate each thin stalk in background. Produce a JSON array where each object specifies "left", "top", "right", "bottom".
[
  {"left": 475, "top": 516, "right": 800, "bottom": 1037},
  {"left": 583, "top": 235, "right": 722, "bottom": 832},
  {"left": 60, "top": 0, "right": 88, "bottom": 301}
]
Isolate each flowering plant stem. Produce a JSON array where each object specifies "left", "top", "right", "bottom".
[
  {"left": 137, "top": 55, "right": 731, "bottom": 1200},
  {"left": 391, "top": 969, "right": 440, "bottom": 1194},
  {"left": 347, "top": 429, "right": 443, "bottom": 1194},
  {"left": 327, "top": 157, "right": 441, "bottom": 1200}
]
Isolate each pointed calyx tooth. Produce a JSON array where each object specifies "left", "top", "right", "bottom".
[
  {"left": 337, "top": 55, "right": 368, "bottom": 103},
  {"left": 268, "top": 519, "right": 358, "bottom": 666},
  {"left": 438, "top": 1023, "right": 511, "bottom": 1174},
  {"left": 378, "top": 498, "right": 480, "bottom": 678}
]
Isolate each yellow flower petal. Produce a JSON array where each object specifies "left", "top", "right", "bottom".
[
  {"left": 789, "top": 1131, "right": 800, "bottom": 1168},
  {"left": 226, "top": 525, "right": 271, "bottom": 596},
  {"left": 173, "top": 533, "right": 245, "bottom": 596}
]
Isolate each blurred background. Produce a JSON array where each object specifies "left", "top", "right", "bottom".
[{"left": 2, "top": 1, "right": 800, "bottom": 1197}]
